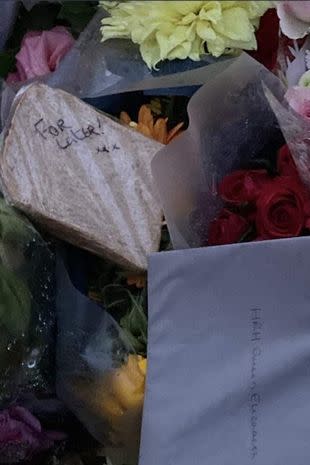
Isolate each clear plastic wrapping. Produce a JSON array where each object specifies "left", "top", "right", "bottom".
[
  {"left": 1, "top": 8, "right": 231, "bottom": 129},
  {"left": 0, "top": 197, "right": 55, "bottom": 405},
  {"left": 151, "top": 54, "right": 287, "bottom": 249},
  {"left": 56, "top": 258, "right": 146, "bottom": 465}
]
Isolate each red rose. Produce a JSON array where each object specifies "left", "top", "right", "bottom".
[
  {"left": 208, "top": 209, "right": 250, "bottom": 246},
  {"left": 277, "top": 145, "right": 299, "bottom": 177},
  {"left": 219, "top": 169, "right": 270, "bottom": 206},
  {"left": 256, "top": 177, "right": 305, "bottom": 239},
  {"left": 277, "top": 147, "right": 310, "bottom": 217}
]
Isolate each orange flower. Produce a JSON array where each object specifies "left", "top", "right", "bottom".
[
  {"left": 126, "top": 274, "right": 147, "bottom": 289},
  {"left": 120, "top": 104, "right": 183, "bottom": 144}
]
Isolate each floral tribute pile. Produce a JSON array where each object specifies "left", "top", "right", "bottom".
[{"left": 2, "top": 1, "right": 310, "bottom": 465}]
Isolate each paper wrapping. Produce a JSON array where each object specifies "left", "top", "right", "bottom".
[{"left": 141, "top": 237, "right": 310, "bottom": 465}]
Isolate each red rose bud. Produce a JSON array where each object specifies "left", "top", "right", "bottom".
[
  {"left": 208, "top": 209, "right": 250, "bottom": 246},
  {"left": 256, "top": 177, "right": 305, "bottom": 239},
  {"left": 219, "top": 169, "right": 270, "bottom": 206},
  {"left": 277, "top": 145, "right": 299, "bottom": 178}
]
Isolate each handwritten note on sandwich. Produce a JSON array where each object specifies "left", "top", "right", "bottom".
[{"left": 1, "top": 84, "right": 163, "bottom": 270}]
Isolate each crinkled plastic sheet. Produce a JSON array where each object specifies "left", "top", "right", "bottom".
[
  {"left": 265, "top": 85, "right": 310, "bottom": 190},
  {"left": 0, "top": 197, "right": 55, "bottom": 406},
  {"left": 0, "top": 9, "right": 232, "bottom": 129},
  {"left": 152, "top": 54, "right": 286, "bottom": 249},
  {"left": 0, "top": 1, "right": 18, "bottom": 52},
  {"left": 56, "top": 257, "right": 143, "bottom": 465}
]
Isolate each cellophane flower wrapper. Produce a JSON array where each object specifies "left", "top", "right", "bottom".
[
  {"left": 264, "top": 80, "right": 310, "bottom": 191},
  {"left": 0, "top": 1, "right": 18, "bottom": 52},
  {"left": 0, "top": 197, "right": 55, "bottom": 406},
  {"left": 56, "top": 257, "right": 144, "bottom": 465},
  {"left": 0, "top": 9, "right": 231, "bottom": 130},
  {"left": 152, "top": 53, "right": 287, "bottom": 249}
]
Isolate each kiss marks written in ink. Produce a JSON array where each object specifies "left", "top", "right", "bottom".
[
  {"left": 33, "top": 117, "right": 121, "bottom": 153},
  {"left": 97, "top": 143, "right": 120, "bottom": 154}
]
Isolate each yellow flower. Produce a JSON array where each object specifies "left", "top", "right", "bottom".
[
  {"left": 74, "top": 354, "right": 147, "bottom": 435},
  {"left": 100, "top": 1, "right": 271, "bottom": 68}
]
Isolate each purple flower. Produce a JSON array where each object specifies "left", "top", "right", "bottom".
[{"left": 0, "top": 406, "right": 65, "bottom": 463}]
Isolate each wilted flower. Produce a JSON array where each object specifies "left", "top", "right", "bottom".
[
  {"left": 100, "top": 1, "right": 271, "bottom": 68},
  {"left": 0, "top": 406, "right": 65, "bottom": 463}
]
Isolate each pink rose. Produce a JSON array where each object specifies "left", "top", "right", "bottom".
[
  {"left": 276, "top": 1, "right": 310, "bottom": 39},
  {"left": 7, "top": 26, "right": 74, "bottom": 84},
  {"left": 285, "top": 86, "right": 310, "bottom": 119}
]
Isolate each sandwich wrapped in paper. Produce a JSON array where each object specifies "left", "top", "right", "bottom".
[{"left": 0, "top": 83, "right": 162, "bottom": 271}]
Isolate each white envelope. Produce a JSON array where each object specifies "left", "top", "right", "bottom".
[{"left": 140, "top": 237, "right": 310, "bottom": 465}]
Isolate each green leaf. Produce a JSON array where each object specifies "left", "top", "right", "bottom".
[
  {"left": 120, "top": 290, "right": 147, "bottom": 354},
  {"left": 0, "top": 198, "right": 34, "bottom": 244},
  {"left": 121, "top": 328, "right": 145, "bottom": 354},
  {"left": 0, "top": 264, "right": 31, "bottom": 336},
  {"left": 100, "top": 284, "right": 147, "bottom": 355}
]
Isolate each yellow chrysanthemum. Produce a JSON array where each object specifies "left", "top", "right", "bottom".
[{"left": 100, "top": 1, "right": 271, "bottom": 68}]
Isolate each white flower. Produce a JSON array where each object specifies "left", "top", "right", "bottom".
[
  {"left": 100, "top": 1, "right": 271, "bottom": 69},
  {"left": 275, "top": 1, "right": 310, "bottom": 39}
]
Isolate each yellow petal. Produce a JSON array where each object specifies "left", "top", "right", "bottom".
[
  {"left": 213, "top": 7, "right": 254, "bottom": 41},
  {"left": 140, "top": 38, "right": 161, "bottom": 69},
  {"left": 196, "top": 20, "right": 217, "bottom": 41},
  {"left": 199, "top": 2, "right": 222, "bottom": 23},
  {"left": 138, "top": 357, "right": 147, "bottom": 375}
]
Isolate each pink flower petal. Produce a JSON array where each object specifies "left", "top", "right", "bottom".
[
  {"left": 7, "top": 26, "right": 75, "bottom": 84},
  {"left": 6, "top": 71, "right": 21, "bottom": 84},
  {"left": 16, "top": 35, "right": 50, "bottom": 79},
  {"left": 285, "top": 86, "right": 310, "bottom": 119},
  {"left": 44, "top": 28, "right": 75, "bottom": 71},
  {"left": 9, "top": 407, "right": 41, "bottom": 433}
]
